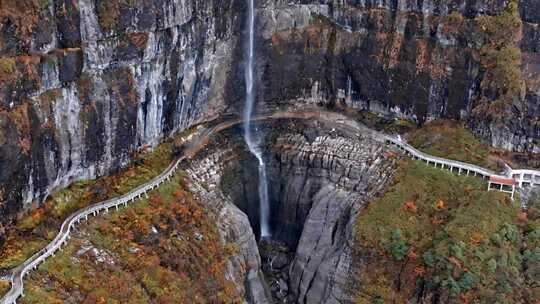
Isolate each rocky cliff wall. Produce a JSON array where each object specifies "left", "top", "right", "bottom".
[
  {"left": 267, "top": 124, "right": 397, "bottom": 303},
  {"left": 186, "top": 145, "right": 272, "bottom": 304},
  {"left": 0, "top": 0, "right": 538, "bottom": 244},
  {"left": 0, "top": 0, "right": 246, "bottom": 227},
  {"left": 256, "top": 0, "right": 539, "bottom": 153},
  {"left": 209, "top": 120, "right": 399, "bottom": 303}
]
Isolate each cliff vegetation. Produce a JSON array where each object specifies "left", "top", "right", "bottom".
[
  {"left": 20, "top": 173, "right": 241, "bottom": 303},
  {"left": 355, "top": 160, "right": 539, "bottom": 303},
  {"left": 0, "top": 128, "right": 194, "bottom": 272},
  {"left": 406, "top": 120, "right": 499, "bottom": 170},
  {"left": 474, "top": 0, "right": 524, "bottom": 119}
]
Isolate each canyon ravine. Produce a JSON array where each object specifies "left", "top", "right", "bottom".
[{"left": 0, "top": 0, "right": 539, "bottom": 303}]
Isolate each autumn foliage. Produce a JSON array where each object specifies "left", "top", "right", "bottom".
[
  {"left": 20, "top": 174, "right": 241, "bottom": 303},
  {"left": 356, "top": 160, "right": 533, "bottom": 303}
]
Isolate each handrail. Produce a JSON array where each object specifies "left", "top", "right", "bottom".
[
  {"left": 2, "top": 156, "right": 184, "bottom": 303},
  {"left": 383, "top": 135, "right": 540, "bottom": 186},
  {"left": 2, "top": 109, "right": 539, "bottom": 304},
  {"left": 1, "top": 115, "right": 249, "bottom": 304},
  {"left": 383, "top": 136, "right": 496, "bottom": 177}
]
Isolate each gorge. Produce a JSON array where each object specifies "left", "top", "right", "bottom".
[{"left": 0, "top": 0, "right": 539, "bottom": 303}]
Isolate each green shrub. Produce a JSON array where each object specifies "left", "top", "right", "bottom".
[
  {"left": 443, "top": 277, "right": 461, "bottom": 296},
  {"left": 458, "top": 272, "right": 475, "bottom": 290},
  {"left": 385, "top": 229, "right": 409, "bottom": 261},
  {"left": 372, "top": 297, "right": 384, "bottom": 304},
  {"left": 450, "top": 242, "right": 465, "bottom": 261},
  {"left": 423, "top": 250, "right": 437, "bottom": 267}
]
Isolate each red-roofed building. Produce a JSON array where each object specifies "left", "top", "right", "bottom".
[{"left": 488, "top": 176, "right": 517, "bottom": 199}]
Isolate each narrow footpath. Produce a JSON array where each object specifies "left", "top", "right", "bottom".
[{"left": 2, "top": 108, "right": 538, "bottom": 304}]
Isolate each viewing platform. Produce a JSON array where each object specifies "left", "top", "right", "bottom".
[
  {"left": 384, "top": 135, "right": 540, "bottom": 199},
  {"left": 2, "top": 109, "right": 539, "bottom": 304}
]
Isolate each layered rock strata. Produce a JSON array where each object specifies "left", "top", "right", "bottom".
[
  {"left": 1, "top": 0, "right": 538, "bottom": 254},
  {"left": 187, "top": 120, "right": 399, "bottom": 303},
  {"left": 0, "top": 0, "right": 244, "bottom": 228}
]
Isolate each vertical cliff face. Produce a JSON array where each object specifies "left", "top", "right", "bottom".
[
  {"left": 186, "top": 145, "right": 272, "bottom": 304},
  {"left": 267, "top": 131, "right": 397, "bottom": 303},
  {"left": 0, "top": 0, "right": 538, "bottom": 259},
  {"left": 256, "top": 0, "right": 539, "bottom": 153},
  {"left": 0, "top": 0, "right": 246, "bottom": 227},
  {"left": 212, "top": 121, "right": 399, "bottom": 303}
]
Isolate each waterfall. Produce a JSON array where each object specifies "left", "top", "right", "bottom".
[{"left": 243, "top": 0, "right": 271, "bottom": 237}]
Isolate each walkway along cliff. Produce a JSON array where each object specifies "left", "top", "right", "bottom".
[{"left": 2, "top": 108, "right": 539, "bottom": 304}]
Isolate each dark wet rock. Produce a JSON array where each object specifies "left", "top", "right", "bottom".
[
  {"left": 0, "top": 0, "right": 538, "bottom": 240},
  {"left": 190, "top": 120, "right": 399, "bottom": 303},
  {"left": 57, "top": 48, "right": 83, "bottom": 83},
  {"left": 265, "top": 131, "right": 398, "bottom": 304},
  {"left": 271, "top": 252, "right": 289, "bottom": 270}
]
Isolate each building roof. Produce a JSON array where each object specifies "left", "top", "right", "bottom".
[{"left": 489, "top": 176, "right": 517, "bottom": 186}]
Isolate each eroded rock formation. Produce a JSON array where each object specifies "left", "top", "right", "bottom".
[
  {"left": 270, "top": 132, "right": 397, "bottom": 303},
  {"left": 0, "top": 0, "right": 538, "bottom": 237},
  {"left": 185, "top": 120, "right": 398, "bottom": 303},
  {"left": 0, "top": 0, "right": 245, "bottom": 227}
]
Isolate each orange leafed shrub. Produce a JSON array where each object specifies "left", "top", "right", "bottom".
[
  {"left": 517, "top": 212, "right": 527, "bottom": 221},
  {"left": 435, "top": 199, "right": 445, "bottom": 210},
  {"left": 18, "top": 137, "right": 31, "bottom": 154},
  {"left": 414, "top": 266, "right": 426, "bottom": 276},
  {"left": 404, "top": 201, "right": 418, "bottom": 213},
  {"left": 149, "top": 195, "right": 164, "bottom": 207},
  {"left": 407, "top": 248, "right": 419, "bottom": 259},
  {"left": 31, "top": 208, "right": 45, "bottom": 222},
  {"left": 469, "top": 232, "right": 484, "bottom": 245},
  {"left": 448, "top": 256, "right": 462, "bottom": 269},
  {"left": 173, "top": 190, "right": 185, "bottom": 199}
]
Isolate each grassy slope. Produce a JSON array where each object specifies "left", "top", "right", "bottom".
[
  {"left": 355, "top": 160, "right": 539, "bottom": 303},
  {"left": 0, "top": 128, "right": 194, "bottom": 271},
  {"left": 20, "top": 173, "right": 241, "bottom": 303},
  {"left": 0, "top": 280, "right": 9, "bottom": 297},
  {"left": 406, "top": 120, "right": 499, "bottom": 171}
]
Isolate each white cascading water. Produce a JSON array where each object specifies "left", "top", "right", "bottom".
[{"left": 243, "top": 0, "right": 271, "bottom": 237}]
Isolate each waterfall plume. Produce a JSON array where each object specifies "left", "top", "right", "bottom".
[{"left": 243, "top": 0, "right": 271, "bottom": 238}]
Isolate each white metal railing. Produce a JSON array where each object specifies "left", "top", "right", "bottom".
[
  {"left": 1, "top": 114, "right": 233, "bottom": 304},
  {"left": 384, "top": 136, "right": 495, "bottom": 176},
  {"left": 1, "top": 156, "right": 183, "bottom": 304},
  {"left": 383, "top": 135, "right": 540, "bottom": 188},
  {"left": 2, "top": 109, "right": 539, "bottom": 303}
]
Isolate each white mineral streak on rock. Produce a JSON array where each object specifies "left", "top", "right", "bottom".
[
  {"left": 135, "top": 60, "right": 166, "bottom": 146},
  {"left": 39, "top": 56, "right": 61, "bottom": 93},
  {"left": 79, "top": 0, "right": 103, "bottom": 42}
]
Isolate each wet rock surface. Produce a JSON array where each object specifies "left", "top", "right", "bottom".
[
  {"left": 0, "top": 0, "right": 538, "bottom": 243},
  {"left": 0, "top": 0, "right": 245, "bottom": 231},
  {"left": 259, "top": 239, "right": 295, "bottom": 303},
  {"left": 185, "top": 120, "right": 399, "bottom": 303}
]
